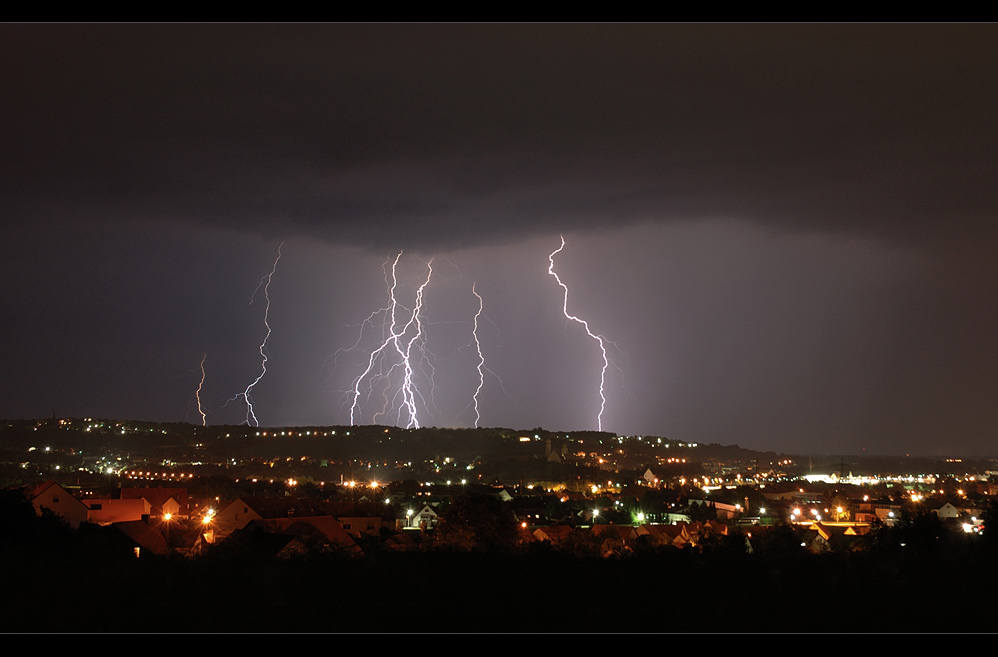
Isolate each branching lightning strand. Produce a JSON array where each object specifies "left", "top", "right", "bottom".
[
  {"left": 471, "top": 283, "right": 486, "bottom": 428},
  {"left": 349, "top": 253, "right": 434, "bottom": 429},
  {"left": 548, "top": 235, "right": 609, "bottom": 431},
  {"left": 241, "top": 242, "right": 284, "bottom": 427},
  {"left": 196, "top": 353, "right": 207, "bottom": 427}
]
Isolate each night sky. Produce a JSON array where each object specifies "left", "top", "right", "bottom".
[{"left": 3, "top": 24, "right": 997, "bottom": 456}]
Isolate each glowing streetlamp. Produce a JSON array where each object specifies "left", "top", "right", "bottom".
[{"left": 200, "top": 508, "right": 216, "bottom": 545}]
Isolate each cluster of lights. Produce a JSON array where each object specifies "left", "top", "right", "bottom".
[
  {"left": 125, "top": 470, "right": 196, "bottom": 480},
  {"left": 255, "top": 429, "right": 337, "bottom": 437}
]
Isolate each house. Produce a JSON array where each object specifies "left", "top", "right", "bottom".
[
  {"left": 689, "top": 499, "right": 739, "bottom": 521},
  {"left": 213, "top": 496, "right": 336, "bottom": 541},
  {"left": 84, "top": 498, "right": 146, "bottom": 524},
  {"left": 514, "top": 508, "right": 549, "bottom": 526},
  {"left": 855, "top": 501, "right": 901, "bottom": 524},
  {"left": 532, "top": 524, "right": 576, "bottom": 545},
  {"left": 591, "top": 524, "right": 639, "bottom": 557},
  {"left": 242, "top": 517, "right": 361, "bottom": 556},
  {"left": 591, "top": 524, "right": 637, "bottom": 541},
  {"left": 337, "top": 516, "right": 382, "bottom": 538},
  {"left": 410, "top": 504, "right": 439, "bottom": 530},
  {"left": 637, "top": 523, "right": 691, "bottom": 549},
  {"left": 930, "top": 502, "right": 960, "bottom": 520},
  {"left": 211, "top": 526, "right": 300, "bottom": 560},
  {"left": 111, "top": 520, "right": 173, "bottom": 557},
  {"left": 26, "top": 481, "right": 88, "bottom": 528},
  {"left": 803, "top": 521, "right": 869, "bottom": 552},
  {"left": 120, "top": 487, "right": 189, "bottom": 518}
]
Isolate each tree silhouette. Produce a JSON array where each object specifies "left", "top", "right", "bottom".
[{"left": 434, "top": 494, "right": 518, "bottom": 552}]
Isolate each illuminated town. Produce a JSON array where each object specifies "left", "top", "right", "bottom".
[{"left": 4, "top": 416, "right": 997, "bottom": 631}]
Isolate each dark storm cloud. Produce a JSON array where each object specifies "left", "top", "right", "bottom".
[
  {"left": 4, "top": 23, "right": 996, "bottom": 249},
  {"left": 4, "top": 24, "right": 998, "bottom": 457}
]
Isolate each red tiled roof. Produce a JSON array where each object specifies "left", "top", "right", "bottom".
[{"left": 120, "top": 487, "right": 189, "bottom": 515}]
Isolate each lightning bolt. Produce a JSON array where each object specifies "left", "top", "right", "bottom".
[
  {"left": 349, "top": 253, "right": 405, "bottom": 426},
  {"left": 396, "top": 258, "right": 433, "bottom": 427},
  {"left": 196, "top": 353, "right": 207, "bottom": 427},
  {"left": 548, "top": 235, "right": 610, "bottom": 431},
  {"left": 442, "top": 265, "right": 514, "bottom": 428},
  {"left": 241, "top": 242, "right": 284, "bottom": 427},
  {"left": 471, "top": 283, "right": 486, "bottom": 428},
  {"left": 324, "top": 257, "right": 398, "bottom": 384},
  {"left": 348, "top": 253, "right": 434, "bottom": 428}
]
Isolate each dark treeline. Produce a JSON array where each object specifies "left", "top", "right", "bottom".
[
  {"left": 6, "top": 537, "right": 996, "bottom": 632},
  {"left": 4, "top": 491, "right": 997, "bottom": 633}
]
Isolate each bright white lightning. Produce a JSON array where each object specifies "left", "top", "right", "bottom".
[
  {"left": 415, "top": 259, "right": 512, "bottom": 429},
  {"left": 196, "top": 353, "right": 207, "bottom": 427},
  {"left": 396, "top": 259, "right": 433, "bottom": 427},
  {"left": 348, "top": 253, "right": 434, "bottom": 429},
  {"left": 471, "top": 283, "right": 486, "bottom": 428},
  {"left": 349, "top": 253, "right": 404, "bottom": 426},
  {"left": 325, "top": 260, "right": 398, "bottom": 381},
  {"left": 548, "top": 235, "right": 610, "bottom": 431},
  {"left": 241, "top": 242, "right": 284, "bottom": 427}
]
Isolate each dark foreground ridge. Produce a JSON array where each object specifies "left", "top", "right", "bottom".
[{"left": 4, "top": 487, "right": 998, "bottom": 633}]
